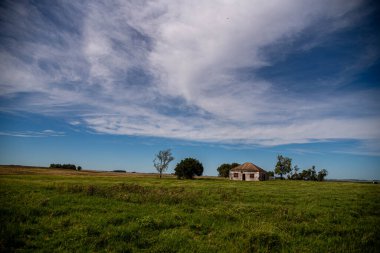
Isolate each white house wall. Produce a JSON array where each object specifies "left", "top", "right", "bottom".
[{"left": 230, "top": 171, "right": 262, "bottom": 181}]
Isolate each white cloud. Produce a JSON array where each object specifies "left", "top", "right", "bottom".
[
  {"left": 83, "top": 112, "right": 380, "bottom": 146},
  {"left": 0, "top": 130, "right": 65, "bottom": 138},
  {"left": 0, "top": 0, "right": 379, "bottom": 152}
]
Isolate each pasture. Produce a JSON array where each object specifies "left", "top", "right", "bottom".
[{"left": 0, "top": 166, "right": 379, "bottom": 252}]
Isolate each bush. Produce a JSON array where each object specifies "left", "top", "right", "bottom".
[{"left": 174, "top": 158, "right": 204, "bottom": 179}]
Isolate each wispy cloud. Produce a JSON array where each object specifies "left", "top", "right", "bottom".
[
  {"left": 0, "top": 0, "right": 379, "bottom": 154},
  {"left": 0, "top": 130, "right": 65, "bottom": 138}
]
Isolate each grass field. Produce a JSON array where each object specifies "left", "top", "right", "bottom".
[{"left": 0, "top": 166, "right": 379, "bottom": 252}]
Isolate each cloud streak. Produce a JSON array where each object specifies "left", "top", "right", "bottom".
[
  {"left": 0, "top": 0, "right": 379, "bottom": 152},
  {"left": 0, "top": 130, "right": 65, "bottom": 138}
]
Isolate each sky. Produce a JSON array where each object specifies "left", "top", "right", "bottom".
[{"left": 0, "top": 0, "right": 379, "bottom": 180}]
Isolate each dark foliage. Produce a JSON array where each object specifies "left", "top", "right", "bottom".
[
  {"left": 49, "top": 164, "right": 77, "bottom": 170},
  {"left": 112, "top": 170, "right": 126, "bottom": 173},
  {"left": 217, "top": 163, "right": 240, "bottom": 177},
  {"left": 174, "top": 158, "right": 204, "bottom": 179},
  {"left": 217, "top": 164, "right": 231, "bottom": 178},
  {"left": 231, "top": 163, "right": 240, "bottom": 168},
  {"left": 317, "top": 169, "right": 328, "bottom": 181},
  {"left": 289, "top": 165, "right": 328, "bottom": 181}
]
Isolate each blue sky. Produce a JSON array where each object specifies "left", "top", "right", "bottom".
[{"left": 0, "top": 0, "right": 379, "bottom": 179}]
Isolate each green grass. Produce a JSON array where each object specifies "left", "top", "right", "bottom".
[{"left": 1, "top": 168, "right": 379, "bottom": 252}]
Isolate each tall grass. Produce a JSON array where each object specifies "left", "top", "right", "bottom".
[{"left": 0, "top": 169, "right": 379, "bottom": 252}]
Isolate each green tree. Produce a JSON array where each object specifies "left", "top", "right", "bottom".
[
  {"left": 299, "top": 169, "right": 309, "bottom": 180},
  {"left": 317, "top": 169, "right": 328, "bottom": 181},
  {"left": 309, "top": 165, "right": 317, "bottom": 181},
  {"left": 290, "top": 165, "right": 300, "bottom": 180},
  {"left": 217, "top": 163, "right": 232, "bottom": 177},
  {"left": 153, "top": 149, "right": 174, "bottom": 178},
  {"left": 217, "top": 163, "right": 240, "bottom": 178},
  {"left": 231, "top": 163, "right": 240, "bottom": 169},
  {"left": 299, "top": 165, "right": 320, "bottom": 181},
  {"left": 174, "top": 158, "right": 204, "bottom": 179},
  {"left": 274, "top": 155, "right": 292, "bottom": 179},
  {"left": 267, "top": 171, "right": 275, "bottom": 177}
]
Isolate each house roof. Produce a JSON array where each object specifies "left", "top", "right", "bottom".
[{"left": 230, "top": 162, "right": 267, "bottom": 173}]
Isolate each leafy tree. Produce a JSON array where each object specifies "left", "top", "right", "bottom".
[
  {"left": 286, "top": 164, "right": 328, "bottom": 181},
  {"left": 174, "top": 158, "right": 204, "bottom": 179},
  {"left": 297, "top": 166, "right": 327, "bottom": 181},
  {"left": 290, "top": 165, "right": 301, "bottom": 180},
  {"left": 299, "top": 169, "right": 309, "bottom": 180},
  {"left": 274, "top": 155, "right": 292, "bottom": 179},
  {"left": 231, "top": 163, "right": 240, "bottom": 169},
  {"left": 317, "top": 169, "right": 328, "bottom": 181},
  {"left": 77, "top": 166, "right": 82, "bottom": 171},
  {"left": 153, "top": 149, "right": 174, "bottom": 178},
  {"left": 267, "top": 171, "right": 274, "bottom": 177},
  {"left": 299, "top": 166, "right": 317, "bottom": 181},
  {"left": 217, "top": 164, "right": 231, "bottom": 177},
  {"left": 217, "top": 163, "right": 240, "bottom": 178},
  {"left": 309, "top": 166, "right": 317, "bottom": 181}
]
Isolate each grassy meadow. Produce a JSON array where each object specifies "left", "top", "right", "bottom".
[{"left": 0, "top": 166, "right": 379, "bottom": 252}]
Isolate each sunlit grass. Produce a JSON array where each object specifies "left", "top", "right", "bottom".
[{"left": 0, "top": 166, "right": 379, "bottom": 252}]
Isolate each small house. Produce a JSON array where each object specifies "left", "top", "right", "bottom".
[{"left": 229, "top": 162, "right": 268, "bottom": 181}]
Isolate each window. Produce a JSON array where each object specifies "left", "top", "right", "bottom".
[
  {"left": 250, "top": 174, "right": 255, "bottom": 179},
  {"left": 233, "top": 173, "right": 239, "bottom": 178}
]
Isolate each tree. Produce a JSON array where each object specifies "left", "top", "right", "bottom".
[
  {"left": 287, "top": 165, "right": 328, "bottom": 181},
  {"left": 290, "top": 165, "right": 300, "bottom": 180},
  {"left": 174, "top": 158, "right": 204, "bottom": 179},
  {"left": 274, "top": 155, "right": 292, "bottom": 179},
  {"left": 267, "top": 171, "right": 275, "bottom": 177},
  {"left": 299, "top": 169, "right": 309, "bottom": 180},
  {"left": 217, "top": 163, "right": 232, "bottom": 178},
  {"left": 317, "top": 169, "right": 328, "bottom": 181},
  {"left": 153, "top": 149, "right": 174, "bottom": 178},
  {"left": 309, "top": 165, "right": 317, "bottom": 181},
  {"left": 217, "top": 163, "right": 240, "bottom": 178},
  {"left": 231, "top": 163, "right": 240, "bottom": 169}
]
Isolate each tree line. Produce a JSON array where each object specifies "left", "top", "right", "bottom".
[
  {"left": 50, "top": 164, "right": 82, "bottom": 171},
  {"left": 153, "top": 149, "right": 327, "bottom": 181},
  {"left": 271, "top": 155, "right": 328, "bottom": 181}
]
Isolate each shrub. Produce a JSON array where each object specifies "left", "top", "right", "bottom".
[{"left": 174, "top": 158, "right": 204, "bottom": 179}]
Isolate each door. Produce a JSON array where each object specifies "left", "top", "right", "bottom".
[{"left": 242, "top": 174, "right": 246, "bottom": 181}]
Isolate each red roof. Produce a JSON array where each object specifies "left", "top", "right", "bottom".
[{"left": 230, "top": 162, "right": 267, "bottom": 173}]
